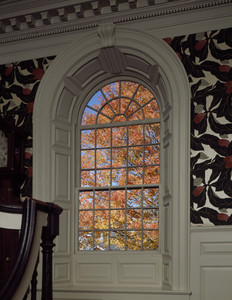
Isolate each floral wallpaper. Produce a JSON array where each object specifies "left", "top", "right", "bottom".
[
  {"left": 0, "top": 56, "right": 55, "bottom": 198},
  {"left": 165, "top": 27, "right": 232, "bottom": 225},
  {"left": 0, "top": 27, "right": 231, "bottom": 226}
]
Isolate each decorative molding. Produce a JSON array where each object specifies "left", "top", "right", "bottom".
[
  {"left": 0, "top": 0, "right": 231, "bottom": 44},
  {"left": 98, "top": 47, "right": 127, "bottom": 74},
  {"left": 98, "top": 22, "right": 116, "bottom": 48},
  {"left": 148, "top": 65, "right": 160, "bottom": 85}
]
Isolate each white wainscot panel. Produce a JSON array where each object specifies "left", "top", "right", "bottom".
[
  {"left": 118, "top": 254, "right": 162, "bottom": 287},
  {"left": 54, "top": 208, "right": 70, "bottom": 255},
  {"left": 54, "top": 261, "right": 71, "bottom": 283},
  {"left": 119, "top": 263, "right": 157, "bottom": 284},
  {"left": 201, "top": 267, "right": 232, "bottom": 300},
  {"left": 201, "top": 242, "right": 232, "bottom": 255},
  {"left": 77, "top": 263, "right": 112, "bottom": 283},
  {"left": 55, "top": 152, "right": 70, "bottom": 201}
]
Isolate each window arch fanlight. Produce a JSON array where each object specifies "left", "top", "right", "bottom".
[
  {"left": 33, "top": 25, "right": 190, "bottom": 296},
  {"left": 78, "top": 80, "right": 160, "bottom": 251}
]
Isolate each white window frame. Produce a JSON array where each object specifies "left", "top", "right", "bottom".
[{"left": 77, "top": 79, "right": 161, "bottom": 252}]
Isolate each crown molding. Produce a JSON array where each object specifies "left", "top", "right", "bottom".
[{"left": 0, "top": 0, "right": 231, "bottom": 44}]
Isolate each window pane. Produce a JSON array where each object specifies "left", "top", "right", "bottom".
[
  {"left": 96, "top": 169, "right": 110, "bottom": 186},
  {"left": 112, "top": 148, "right": 127, "bottom": 167},
  {"left": 134, "top": 85, "right": 153, "bottom": 105},
  {"left": 143, "top": 209, "right": 159, "bottom": 229},
  {"left": 128, "top": 167, "right": 143, "bottom": 185},
  {"left": 79, "top": 191, "right": 93, "bottom": 209},
  {"left": 97, "top": 113, "right": 111, "bottom": 124},
  {"left": 81, "top": 149, "right": 95, "bottom": 169},
  {"left": 96, "top": 149, "right": 111, "bottom": 168},
  {"left": 102, "top": 82, "right": 119, "bottom": 100},
  {"left": 110, "top": 99, "right": 119, "bottom": 114},
  {"left": 79, "top": 231, "right": 93, "bottom": 250},
  {"left": 127, "top": 209, "right": 142, "bottom": 229},
  {"left": 127, "top": 231, "right": 141, "bottom": 250},
  {"left": 128, "top": 125, "right": 143, "bottom": 145},
  {"left": 121, "top": 81, "right": 139, "bottom": 98},
  {"left": 128, "top": 146, "right": 143, "bottom": 166},
  {"left": 128, "top": 109, "right": 143, "bottom": 121},
  {"left": 144, "top": 145, "right": 160, "bottom": 165},
  {"left": 110, "top": 210, "right": 125, "bottom": 229},
  {"left": 110, "top": 231, "right": 125, "bottom": 250},
  {"left": 96, "top": 128, "right": 111, "bottom": 148},
  {"left": 144, "top": 124, "right": 160, "bottom": 144},
  {"left": 94, "top": 231, "right": 109, "bottom": 250},
  {"left": 112, "top": 127, "right": 127, "bottom": 147},
  {"left": 143, "top": 230, "right": 159, "bottom": 250},
  {"left": 88, "top": 90, "right": 106, "bottom": 109},
  {"left": 95, "top": 191, "right": 109, "bottom": 209},
  {"left": 127, "top": 189, "right": 142, "bottom": 208},
  {"left": 125, "top": 101, "right": 140, "bottom": 119},
  {"left": 82, "top": 108, "right": 97, "bottom": 125},
  {"left": 111, "top": 190, "right": 125, "bottom": 208},
  {"left": 95, "top": 210, "right": 109, "bottom": 230},
  {"left": 112, "top": 168, "right": 127, "bottom": 186},
  {"left": 81, "top": 130, "right": 95, "bottom": 149},
  {"left": 144, "top": 99, "right": 160, "bottom": 119},
  {"left": 144, "top": 166, "right": 159, "bottom": 184},
  {"left": 79, "top": 211, "right": 93, "bottom": 230},
  {"left": 143, "top": 188, "right": 159, "bottom": 207},
  {"left": 81, "top": 170, "right": 95, "bottom": 187},
  {"left": 101, "top": 104, "right": 115, "bottom": 120}
]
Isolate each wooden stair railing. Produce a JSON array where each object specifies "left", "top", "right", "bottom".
[{"left": 0, "top": 198, "right": 63, "bottom": 300}]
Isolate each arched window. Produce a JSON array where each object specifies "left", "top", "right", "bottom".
[{"left": 78, "top": 80, "right": 160, "bottom": 251}]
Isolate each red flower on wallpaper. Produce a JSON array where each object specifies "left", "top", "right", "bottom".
[
  {"left": 22, "top": 88, "right": 31, "bottom": 95},
  {"left": 193, "top": 186, "right": 204, "bottom": 197},
  {"left": 218, "top": 139, "right": 230, "bottom": 147},
  {"left": 27, "top": 166, "right": 33, "bottom": 177},
  {"left": 219, "top": 65, "right": 230, "bottom": 73},
  {"left": 193, "top": 112, "right": 205, "bottom": 124},
  {"left": 217, "top": 213, "right": 229, "bottom": 221},
  {"left": 195, "top": 40, "right": 206, "bottom": 51},
  {"left": 32, "top": 67, "right": 44, "bottom": 80},
  {"left": 163, "top": 37, "right": 172, "bottom": 45},
  {"left": 224, "top": 155, "right": 232, "bottom": 168},
  {"left": 5, "top": 66, "right": 13, "bottom": 76},
  {"left": 25, "top": 152, "right": 32, "bottom": 159},
  {"left": 27, "top": 102, "right": 34, "bottom": 113},
  {"left": 225, "top": 80, "right": 232, "bottom": 94}
]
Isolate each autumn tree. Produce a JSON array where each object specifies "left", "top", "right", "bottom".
[{"left": 78, "top": 81, "right": 160, "bottom": 251}]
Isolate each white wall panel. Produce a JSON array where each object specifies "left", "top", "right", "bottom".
[
  {"left": 119, "top": 263, "right": 159, "bottom": 285},
  {"left": 54, "top": 209, "right": 70, "bottom": 255},
  {"left": 55, "top": 153, "right": 70, "bottom": 201},
  {"left": 201, "top": 267, "right": 232, "bottom": 300},
  {"left": 54, "top": 261, "right": 71, "bottom": 283},
  {"left": 190, "top": 227, "right": 232, "bottom": 300},
  {"left": 77, "top": 263, "right": 112, "bottom": 283},
  {"left": 55, "top": 127, "right": 70, "bottom": 147}
]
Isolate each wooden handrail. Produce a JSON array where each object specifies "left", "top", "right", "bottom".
[{"left": 0, "top": 198, "right": 63, "bottom": 300}]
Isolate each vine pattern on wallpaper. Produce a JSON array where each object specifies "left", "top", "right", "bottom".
[
  {"left": 0, "top": 56, "right": 55, "bottom": 198},
  {"left": 165, "top": 28, "right": 232, "bottom": 225}
]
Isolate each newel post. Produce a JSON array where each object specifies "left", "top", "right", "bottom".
[{"left": 40, "top": 203, "right": 62, "bottom": 300}]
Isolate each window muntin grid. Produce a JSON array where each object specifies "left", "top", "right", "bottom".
[{"left": 78, "top": 81, "right": 160, "bottom": 251}]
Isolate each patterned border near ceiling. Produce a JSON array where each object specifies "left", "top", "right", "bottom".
[{"left": 0, "top": 0, "right": 231, "bottom": 44}]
